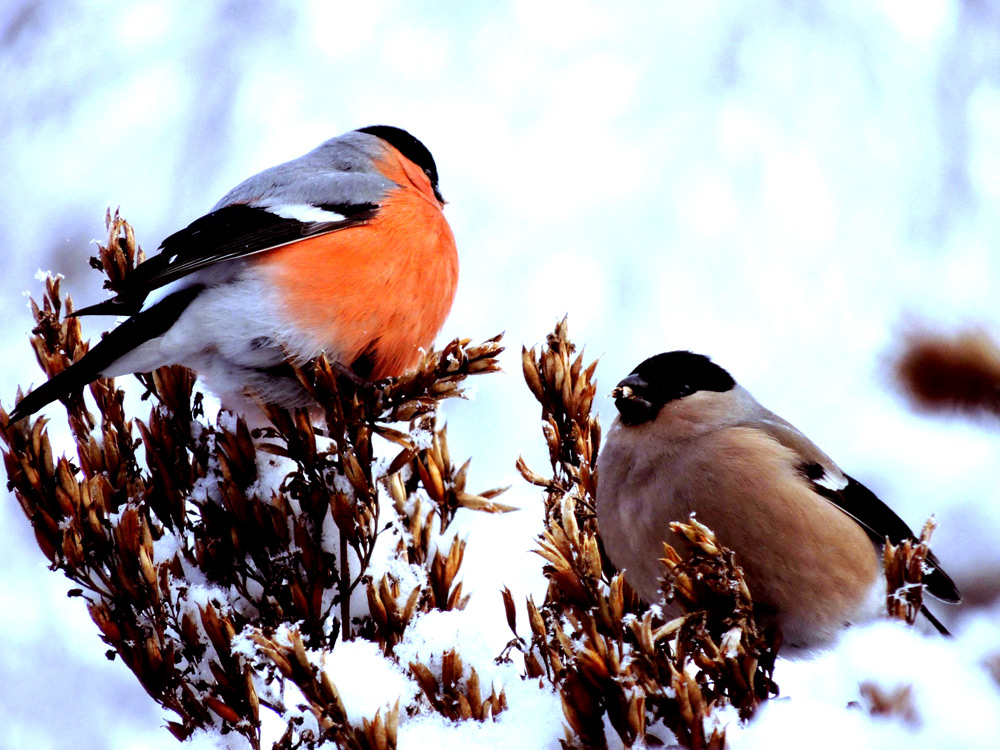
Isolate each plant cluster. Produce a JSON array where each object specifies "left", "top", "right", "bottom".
[
  {"left": 1, "top": 216, "right": 961, "bottom": 750},
  {"left": 1, "top": 213, "right": 511, "bottom": 750},
  {"left": 509, "top": 319, "right": 779, "bottom": 749}
]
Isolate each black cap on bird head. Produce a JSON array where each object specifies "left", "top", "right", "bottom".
[
  {"left": 612, "top": 351, "right": 736, "bottom": 425},
  {"left": 356, "top": 125, "right": 443, "bottom": 203}
]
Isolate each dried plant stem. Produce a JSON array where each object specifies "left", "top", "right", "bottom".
[
  {"left": 514, "top": 317, "right": 777, "bottom": 749},
  {"left": 342, "top": 533, "right": 351, "bottom": 642},
  {"left": 884, "top": 517, "right": 937, "bottom": 627},
  {"left": 1, "top": 211, "right": 511, "bottom": 748}
]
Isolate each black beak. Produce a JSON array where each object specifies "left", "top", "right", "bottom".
[{"left": 612, "top": 373, "right": 658, "bottom": 425}]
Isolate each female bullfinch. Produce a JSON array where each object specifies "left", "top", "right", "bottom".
[
  {"left": 11, "top": 125, "right": 458, "bottom": 421},
  {"left": 596, "top": 351, "right": 960, "bottom": 650}
]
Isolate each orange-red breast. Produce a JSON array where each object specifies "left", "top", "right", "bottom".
[{"left": 10, "top": 125, "right": 458, "bottom": 420}]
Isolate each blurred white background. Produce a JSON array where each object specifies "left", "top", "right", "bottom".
[{"left": 1, "top": 1, "right": 998, "bottom": 747}]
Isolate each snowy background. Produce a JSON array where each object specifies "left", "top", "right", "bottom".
[{"left": 2, "top": 1, "right": 1000, "bottom": 748}]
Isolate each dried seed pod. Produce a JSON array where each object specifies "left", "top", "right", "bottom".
[{"left": 884, "top": 517, "right": 937, "bottom": 626}]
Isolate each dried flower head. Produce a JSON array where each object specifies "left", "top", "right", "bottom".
[
  {"left": 513, "top": 318, "right": 777, "bottom": 750},
  {"left": 1, "top": 212, "right": 509, "bottom": 749}
]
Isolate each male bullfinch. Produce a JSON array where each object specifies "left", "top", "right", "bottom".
[
  {"left": 10, "top": 125, "right": 457, "bottom": 421},
  {"left": 596, "top": 351, "right": 961, "bottom": 650}
]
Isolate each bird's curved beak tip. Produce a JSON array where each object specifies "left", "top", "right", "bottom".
[{"left": 612, "top": 385, "right": 633, "bottom": 400}]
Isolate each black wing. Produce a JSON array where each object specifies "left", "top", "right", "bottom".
[
  {"left": 804, "top": 465, "right": 961, "bottom": 604},
  {"left": 74, "top": 202, "right": 377, "bottom": 317}
]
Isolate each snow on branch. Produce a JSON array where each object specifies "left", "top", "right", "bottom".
[{"left": 0, "top": 212, "right": 510, "bottom": 750}]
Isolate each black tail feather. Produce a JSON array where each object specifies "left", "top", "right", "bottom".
[
  {"left": 71, "top": 297, "right": 143, "bottom": 318},
  {"left": 920, "top": 603, "right": 951, "bottom": 636},
  {"left": 924, "top": 549, "right": 962, "bottom": 604},
  {"left": 9, "top": 285, "right": 203, "bottom": 422},
  {"left": 8, "top": 356, "right": 107, "bottom": 422}
]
